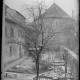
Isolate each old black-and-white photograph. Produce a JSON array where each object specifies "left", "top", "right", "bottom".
[{"left": 2, "top": 0, "right": 79, "bottom": 80}]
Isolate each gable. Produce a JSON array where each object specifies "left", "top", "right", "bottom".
[{"left": 44, "top": 3, "right": 71, "bottom": 18}]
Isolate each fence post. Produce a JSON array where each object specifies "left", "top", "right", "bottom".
[{"left": 63, "top": 49, "right": 68, "bottom": 79}]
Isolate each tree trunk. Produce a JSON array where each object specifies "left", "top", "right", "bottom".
[
  {"left": 65, "top": 60, "right": 67, "bottom": 79},
  {"left": 36, "top": 56, "right": 39, "bottom": 80},
  {"left": 19, "top": 45, "right": 22, "bottom": 58}
]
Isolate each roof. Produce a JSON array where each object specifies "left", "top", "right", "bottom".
[
  {"left": 44, "top": 3, "right": 71, "bottom": 18},
  {"left": 5, "top": 4, "right": 26, "bottom": 23}
]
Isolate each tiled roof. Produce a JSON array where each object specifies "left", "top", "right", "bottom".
[{"left": 44, "top": 3, "right": 71, "bottom": 18}]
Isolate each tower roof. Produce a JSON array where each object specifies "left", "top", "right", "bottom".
[{"left": 44, "top": 3, "right": 71, "bottom": 18}]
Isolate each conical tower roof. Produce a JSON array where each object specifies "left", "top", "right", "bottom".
[{"left": 45, "top": 2, "right": 71, "bottom": 18}]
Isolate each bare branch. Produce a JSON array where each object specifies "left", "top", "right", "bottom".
[{"left": 43, "top": 31, "right": 62, "bottom": 46}]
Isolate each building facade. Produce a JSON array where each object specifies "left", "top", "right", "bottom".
[
  {"left": 40, "top": 2, "right": 78, "bottom": 64},
  {"left": 43, "top": 2, "right": 78, "bottom": 53},
  {"left": 4, "top": 4, "right": 26, "bottom": 63}
]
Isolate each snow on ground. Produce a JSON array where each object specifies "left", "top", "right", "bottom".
[
  {"left": 17, "top": 73, "right": 36, "bottom": 80},
  {"left": 4, "top": 72, "right": 36, "bottom": 80},
  {"left": 19, "top": 59, "right": 35, "bottom": 69},
  {"left": 40, "top": 70, "right": 61, "bottom": 79},
  {"left": 4, "top": 57, "right": 72, "bottom": 80}
]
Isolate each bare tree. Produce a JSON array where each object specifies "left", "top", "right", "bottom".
[{"left": 6, "top": 2, "right": 62, "bottom": 80}]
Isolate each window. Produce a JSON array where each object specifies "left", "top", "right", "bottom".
[
  {"left": 18, "top": 29, "right": 23, "bottom": 37},
  {"left": 18, "top": 29, "right": 20, "bottom": 37},
  {"left": 5, "top": 26, "right": 7, "bottom": 37},
  {"left": 5, "top": 26, "right": 11, "bottom": 37},
  {"left": 10, "top": 27, "right": 14, "bottom": 37},
  {"left": 10, "top": 46, "right": 12, "bottom": 57}
]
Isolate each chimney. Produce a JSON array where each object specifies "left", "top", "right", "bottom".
[{"left": 72, "top": 10, "right": 74, "bottom": 18}]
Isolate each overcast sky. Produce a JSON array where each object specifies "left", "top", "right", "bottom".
[{"left": 5, "top": 0, "right": 79, "bottom": 18}]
